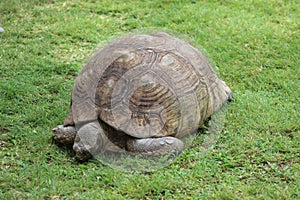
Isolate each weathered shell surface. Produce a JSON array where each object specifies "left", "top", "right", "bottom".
[{"left": 66, "top": 32, "right": 231, "bottom": 142}]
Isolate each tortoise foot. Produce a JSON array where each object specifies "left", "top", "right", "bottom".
[
  {"left": 73, "top": 141, "right": 92, "bottom": 161},
  {"left": 52, "top": 125, "right": 77, "bottom": 145},
  {"left": 126, "top": 137, "right": 184, "bottom": 156}
]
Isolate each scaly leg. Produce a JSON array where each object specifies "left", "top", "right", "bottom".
[
  {"left": 52, "top": 125, "right": 77, "bottom": 145},
  {"left": 126, "top": 137, "right": 184, "bottom": 156}
]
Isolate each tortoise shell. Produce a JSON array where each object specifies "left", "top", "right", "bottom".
[{"left": 64, "top": 32, "right": 231, "bottom": 141}]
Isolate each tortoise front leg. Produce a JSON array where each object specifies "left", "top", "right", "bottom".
[
  {"left": 73, "top": 121, "right": 125, "bottom": 161},
  {"left": 52, "top": 125, "right": 92, "bottom": 160}
]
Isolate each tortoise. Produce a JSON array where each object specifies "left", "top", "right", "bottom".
[{"left": 53, "top": 32, "right": 232, "bottom": 162}]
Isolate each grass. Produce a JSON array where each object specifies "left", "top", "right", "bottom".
[{"left": 0, "top": 0, "right": 299, "bottom": 199}]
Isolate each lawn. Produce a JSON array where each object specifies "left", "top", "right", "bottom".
[{"left": 0, "top": 0, "right": 299, "bottom": 199}]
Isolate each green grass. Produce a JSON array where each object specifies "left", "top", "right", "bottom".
[{"left": 1, "top": 0, "right": 299, "bottom": 199}]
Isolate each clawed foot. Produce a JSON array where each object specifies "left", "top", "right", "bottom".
[
  {"left": 52, "top": 125, "right": 77, "bottom": 145},
  {"left": 73, "top": 139, "right": 92, "bottom": 161}
]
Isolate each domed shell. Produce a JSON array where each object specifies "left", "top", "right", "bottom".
[{"left": 69, "top": 32, "right": 230, "bottom": 139}]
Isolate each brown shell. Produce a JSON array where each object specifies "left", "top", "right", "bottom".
[{"left": 67, "top": 32, "right": 231, "bottom": 139}]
